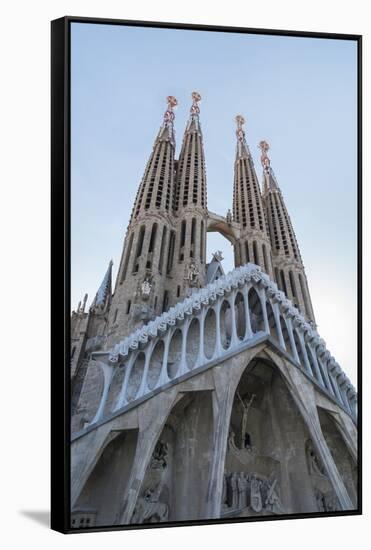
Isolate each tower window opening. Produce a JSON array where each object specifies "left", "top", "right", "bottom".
[
  {"left": 126, "top": 301, "right": 131, "bottom": 315},
  {"left": 275, "top": 268, "right": 280, "bottom": 288},
  {"left": 289, "top": 271, "right": 297, "bottom": 298},
  {"left": 299, "top": 273, "right": 310, "bottom": 318},
  {"left": 158, "top": 226, "right": 167, "bottom": 274},
  {"left": 280, "top": 270, "right": 288, "bottom": 296},
  {"left": 190, "top": 218, "right": 196, "bottom": 258},
  {"left": 252, "top": 241, "right": 259, "bottom": 265},
  {"left": 162, "top": 290, "right": 169, "bottom": 312},
  {"left": 146, "top": 223, "right": 158, "bottom": 270},
  {"left": 262, "top": 244, "right": 269, "bottom": 274},
  {"left": 245, "top": 241, "right": 250, "bottom": 263},
  {"left": 167, "top": 230, "right": 176, "bottom": 274},
  {"left": 179, "top": 220, "right": 186, "bottom": 262},
  {"left": 132, "top": 225, "right": 145, "bottom": 273},
  {"left": 120, "top": 232, "right": 134, "bottom": 283},
  {"left": 200, "top": 220, "right": 204, "bottom": 262}
]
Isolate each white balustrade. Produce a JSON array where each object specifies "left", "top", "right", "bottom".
[{"left": 88, "top": 264, "right": 357, "bottom": 427}]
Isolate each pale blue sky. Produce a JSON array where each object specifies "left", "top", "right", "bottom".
[{"left": 71, "top": 22, "right": 358, "bottom": 382}]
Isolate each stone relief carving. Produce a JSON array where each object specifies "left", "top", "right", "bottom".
[
  {"left": 184, "top": 261, "right": 200, "bottom": 287},
  {"left": 131, "top": 440, "right": 170, "bottom": 524},
  {"left": 314, "top": 488, "right": 340, "bottom": 512},
  {"left": 131, "top": 484, "right": 169, "bottom": 524},
  {"left": 306, "top": 439, "right": 326, "bottom": 477},
  {"left": 212, "top": 250, "right": 224, "bottom": 262},
  {"left": 228, "top": 429, "right": 239, "bottom": 453},
  {"left": 223, "top": 472, "right": 284, "bottom": 516},
  {"left": 250, "top": 475, "right": 263, "bottom": 512},
  {"left": 150, "top": 441, "right": 168, "bottom": 470},
  {"left": 305, "top": 439, "right": 340, "bottom": 512},
  {"left": 236, "top": 392, "right": 256, "bottom": 450}
]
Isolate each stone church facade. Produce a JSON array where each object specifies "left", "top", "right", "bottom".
[{"left": 70, "top": 93, "right": 358, "bottom": 529}]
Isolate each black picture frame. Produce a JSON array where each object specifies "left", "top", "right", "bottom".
[{"left": 51, "top": 16, "right": 362, "bottom": 534}]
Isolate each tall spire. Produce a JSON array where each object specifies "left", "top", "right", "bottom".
[
  {"left": 158, "top": 95, "right": 178, "bottom": 145},
  {"left": 259, "top": 140, "right": 279, "bottom": 194},
  {"left": 260, "top": 141, "right": 315, "bottom": 323},
  {"left": 233, "top": 116, "right": 267, "bottom": 232},
  {"left": 131, "top": 96, "right": 178, "bottom": 221},
  {"left": 107, "top": 97, "right": 179, "bottom": 343},
  {"left": 235, "top": 115, "right": 251, "bottom": 160},
  {"left": 91, "top": 260, "right": 113, "bottom": 313},
  {"left": 232, "top": 116, "right": 273, "bottom": 277},
  {"left": 173, "top": 92, "right": 208, "bottom": 295},
  {"left": 174, "top": 92, "right": 207, "bottom": 211}
]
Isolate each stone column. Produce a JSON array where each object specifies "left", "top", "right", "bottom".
[
  {"left": 205, "top": 380, "right": 235, "bottom": 518},
  {"left": 286, "top": 369, "right": 354, "bottom": 510},
  {"left": 116, "top": 393, "right": 177, "bottom": 525}
]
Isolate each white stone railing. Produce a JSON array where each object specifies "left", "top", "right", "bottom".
[{"left": 88, "top": 264, "right": 357, "bottom": 427}]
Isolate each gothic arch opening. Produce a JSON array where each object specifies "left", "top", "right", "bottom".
[
  {"left": 73, "top": 361, "right": 105, "bottom": 431},
  {"left": 280, "top": 315, "right": 293, "bottom": 355},
  {"left": 248, "top": 288, "right": 264, "bottom": 334},
  {"left": 72, "top": 429, "right": 139, "bottom": 528},
  {"left": 305, "top": 343, "right": 318, "bottom": 381},
  {"left": 131, "top": 391, "right": 214, "bottom": 524},
  {"left": 266, "top": 301, "right": 279, "bottom": 343},
  {"left": 186, "top": 318, "right": 200, "bottom": 369},
  {"left": 204, "top": 308, "right": 216, "bottom": 359},
  {"left": 220, "top": 300, "right": 232, "bottom": 350},
  {"left": 103, "top": 364, "right": 126, "bottom": 416},
  {"left": 127, "top": 352, "right": 145, "bottom": 402},
  {"left": 147, "top": 340, "right": 165, "bottom": 390},
  {"left": 206, "top": 230, "right": 234, "bottom": 274},
  {"left": 234, "top": 292, "right": 246, "bottom": 340},
  {"left": 293, "top": 330, "right": 305, "bottom": 366},
  {"left": 167, "top": 329, "right": 182, "bottom": 379},
  {"left": 223, "top": 358, "right": 325, "bottom": 517}
]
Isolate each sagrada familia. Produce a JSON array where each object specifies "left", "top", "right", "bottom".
[{"left": 70, "top": 93, "right": 358, "bottom": 529}]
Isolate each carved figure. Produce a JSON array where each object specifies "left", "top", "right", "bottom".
[
  {"left": 141, "top": 279, "right": 152, "bottom": 298},
  {"left": 222, "top": 474, "right": 228, "bottom": 508},
  {"left": 264, "top": 479, "right": 284, "bottom": 515},
  {"left": 236, "top": 392, "right": 256, "bottom": 450},
  {"left": 237, "top": 472, "right": 248, "bottom": 509},
  {"left": 228, "top": 429, "right": 239, "bottom": 452},
  {"left": 306, "top": 439, "right": 326, "bottom": 477},
  {"left": 131, "top": 486, "right": 169, "bottom": 524},
  {"left": 229, "top": 473, "right": 239, "bottom": 509},
  {"left": 184, "top": 262, "right": 200, "bottom": 287},
  {"left": 250, "top": 475, "right": 263, "bottom": 512},
  {"left": 212, "top": 250, "right": 224, "bottom": 262},
  {"left": 226, "top": 209, "right": 232, "bottom": 224},
  {"left": 150, "top": 441, "right": 168, "bottom": 470},
  {"left": 323, "top": 492, "right": 340, "bottom": 512}
]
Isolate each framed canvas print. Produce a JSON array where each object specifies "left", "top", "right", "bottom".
[{"left": 51, "top": 16, "right": 362, "bottom": 533}]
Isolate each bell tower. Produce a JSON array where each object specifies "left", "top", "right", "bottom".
[
  {"left": 171, "top": 92, "right": 208, "bottom": 300},
  {"left": 106, "top": 96, "right": 178, "bottom": 345},
  {"left": 232, "top": 116, "right": 273, "bottom": 277},
  {"left": 260, "top": 140, "right": 316, "bottom": 323}
]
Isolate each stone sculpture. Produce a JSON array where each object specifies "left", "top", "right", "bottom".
[{"left": 131, "top": 485, "right": 169, "bottom": 524}]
